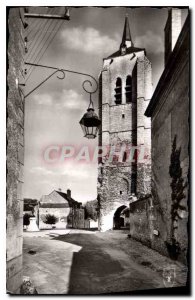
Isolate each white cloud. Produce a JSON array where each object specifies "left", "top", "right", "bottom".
[
  {"left": 29, "top": 162, "right": 96, "bottom": 179},
  {"left": 33, "top": 94, "right": 53, "bottom": 106},
  {"left": 135, "top": 30, "right": 164, "bottom": 54},
  {"left": 61, "top": 26, "right": 119, "bottom": 55},
  {"left": 60, "top": 89, "right": 87, "bottom": 110},
  {"left": 32, "top": 89, "right": 88, "bottom": 111},
  {"left": 29, "top": 166, "right": 55, "bottom": 176},
  {"left": 62, "top": 164, "right": 97, "bottom": 179}
]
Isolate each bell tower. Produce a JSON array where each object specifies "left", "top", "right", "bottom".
[{"left": 98, "top": 16, "right": 153, "bottom": 232}]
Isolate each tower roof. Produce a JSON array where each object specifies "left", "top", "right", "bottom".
[
  {"left": 121, "top": 15, "right": 134, "bottom": 47},
  {"left": 104, "top": 15, "right": 146, "bottom": 59},
  {"left": 106, "top": 46, "right": 145, "bottom": 59}
]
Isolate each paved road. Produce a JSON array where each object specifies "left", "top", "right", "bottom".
[{"left": 23, "top": 229, "right": 187, "bottom": 294}]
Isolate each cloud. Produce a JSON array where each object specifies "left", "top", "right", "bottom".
[
  {"left": 135, "top": 30, "right": 164, "bottom": 54},
  {"left": 32, "top": 89, "right": 88, "bottom": 111},
  {"left": 60, "top": 89, "right": 87, "bottom": 110},
  {"left": 33, "top": 94, "right": 53, "bottom": 106},
  {"left": 29, "top": 163, "right": 96, "bottom": 179},
  {"left": 26, "top": 160, "right": 97, "bottom": 202},
  {"left": 29, "top": 166, "right": 55, "bottom": 176},
  {"left": 61, "top": 26, "right": 119, "bottom": 55}
]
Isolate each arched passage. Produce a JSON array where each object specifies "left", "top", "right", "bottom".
[{"left": 113, "top": 205, "right": 129, "bottom": 229}]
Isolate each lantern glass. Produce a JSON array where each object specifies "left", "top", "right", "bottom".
[{"left": 79, "top": 108, "right": 101, "bottom": 139}]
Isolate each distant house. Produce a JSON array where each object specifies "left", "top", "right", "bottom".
[{"left": 39, "top": 189, "right": 83, "bottom": 229}]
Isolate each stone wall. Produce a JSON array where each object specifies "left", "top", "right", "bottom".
[
  {"left": 7, "top": 8, "right": 26, "bottom": 294},
  {"left": 129, "top": 196, "right": 152, "bottom": 246},
  {"left": 145, "top": 15, "right": 189, "bottom": 264},
  {"left": 150, "top": 68, "right": 189, "bottom": 264}
]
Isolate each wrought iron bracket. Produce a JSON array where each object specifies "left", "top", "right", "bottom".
[{"left": 24, "top": 62, "right": 98, "bottom": 100}]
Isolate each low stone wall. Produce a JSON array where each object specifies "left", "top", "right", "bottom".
[
  {"left": 130, "top": 195, "right": 171, "bottom": 256},
  {"left": 129, "top": 196, "right": 152, "bottom": 247},
  {"left": 130, "top": 193, "right": 188, "bottom": 265}
]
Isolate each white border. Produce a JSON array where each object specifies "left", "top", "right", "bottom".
[{"left": 1, "top": 1, "right": 194, "bottom": 299}]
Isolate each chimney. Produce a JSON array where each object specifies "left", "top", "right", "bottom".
[
  {"left": 67, "top": 189, "right": 71, "bottom": 199},
  {"left": 164, "top": 8, "right": 181, "bottom": 65}
]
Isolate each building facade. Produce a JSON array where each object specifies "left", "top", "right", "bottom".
[
  {"left": 145, "top": 10, "right": 189, "bottom": 264},
  {"left": 39, "top": 189, "right": 84, "bottom": 229},
  {"left": 7, "top": 8, "right": 26, "bottom": 294},
  {"left": 98, "top": 17, "right": 152, "bottom": 232}
]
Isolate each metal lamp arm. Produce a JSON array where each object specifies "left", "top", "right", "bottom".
[{"left": 24, "top": 62, "right": 98, "bottom": 99}]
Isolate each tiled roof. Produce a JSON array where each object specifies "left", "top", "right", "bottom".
[
  {"left": 39, "top": 190, "right": 82, "bottom": 208},
  {"left": 55, "top": 190, "right": 79, "bottom": 206}
]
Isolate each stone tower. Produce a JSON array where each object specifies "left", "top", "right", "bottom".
[{"left": 98, "top": 16, "right": 153, "bottom": 232}]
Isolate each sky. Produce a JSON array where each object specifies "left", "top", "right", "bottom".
[{"left": 23, "top": 7, "right": 188, "bottom": 203}]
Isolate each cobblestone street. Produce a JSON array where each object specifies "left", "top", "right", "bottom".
[{"left": 23, "top": 229, "right": 187, "bottom": 294}]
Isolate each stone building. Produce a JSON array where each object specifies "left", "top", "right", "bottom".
[
  {"left": 39, "top": 189, "right": 84, "bottom": 229},
  {"left": 7, "top": 8, "right": 26, "bottom": 294},
  {"left": 144, "top": 10, "right": 189, "bottom": 264},
  {"left": 98, "top": 16, "right": 153, "bottom": 231}
]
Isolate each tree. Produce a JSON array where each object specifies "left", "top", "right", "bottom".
[
  {"left": 43, "top": 214, "right": 58, "bottom": 225},
  {"left": 84, "top": 200, "right": 98, "bottom": 221}
]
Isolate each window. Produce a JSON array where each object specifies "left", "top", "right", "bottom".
[
  {"left": 123, "top": 151, "right": 127, "bottom": 162},
  {"left": 120, "top": 191, "right": 123, "bottom": 195},
  {"left": 131, "top": 173, "right": 137, "bottom": 194},
  {"left": 114, "top": 77, "right": 122, "bottom": 105},
  {"left": 122, "top": 113, "right": 125, "bottom": 119},
  {"left": 125, "top": 75, "right": 132, "bottom": 103}
]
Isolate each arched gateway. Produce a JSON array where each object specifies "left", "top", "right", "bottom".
[
  {"left": 113, "top": 205, "right": 129, "bottom": 229},
  {"left": 97, "top": 16, "right": 152, "bottom": 232}
]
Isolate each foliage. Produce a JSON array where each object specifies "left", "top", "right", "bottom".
[
  {"left": 23, "top": 213, "right": 31, "bottom": 226},
  {"left": 42, "top": 214, "right": 58, "bottom": 225},
  {"left": 84, "top": 200, "right": 98, "bottom": 221},
  {"left": 167, "top": 135, "right": 187, "bottom": 259}
]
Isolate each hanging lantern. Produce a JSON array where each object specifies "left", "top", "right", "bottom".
[
  {"left": 79, "top": 79, "right": 101, "bottom": 139},
  {"left": 80, "top": 107, "right": 101, "bottom": 139}
]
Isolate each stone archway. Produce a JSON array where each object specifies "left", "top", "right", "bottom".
[
  {"left": 98, "top": 172, "right": 131, "bottom": 231},
  {"left": 113, "top": 205, "right": 129, "bottom": 229}
]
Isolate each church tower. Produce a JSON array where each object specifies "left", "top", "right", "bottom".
[{"left": 98, "top": 16, "right": 153, "bottom": 232}]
